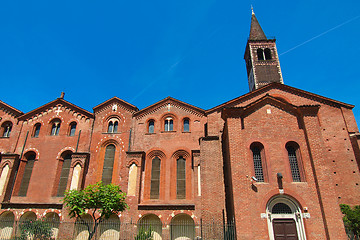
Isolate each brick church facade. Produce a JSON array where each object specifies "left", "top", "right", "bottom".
[{"left": 0, "top": 12, "right": 359, "bottom": 240}]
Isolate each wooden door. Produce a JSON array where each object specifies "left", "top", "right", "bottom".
[{"left": 273, "top": 219, "right": 298, "bottom": 240}]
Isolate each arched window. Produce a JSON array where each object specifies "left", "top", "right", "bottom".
[
  {"left": 177, "top": 157, "right": 186, "bottom": 199},
  {"left": 251, "top": 143, "right": 265, "bottom": 182},
  {"left": 1, "top": 122, "right": 12, "bottom": 138},
  {"left": 69, "top": 122, "right": 77, "bottom": 136},
  {"left": 150, "top": 157, "right": 161, "bottom": 199},
  {"left": 0, "top": 164, "right": 10, "bottom": 196},
  {"left": 148, "top": 120, "right": 155, "bottom": 133},
  {"left": 107, "top": 119, "right": 119, "bottom": 133},
  {"left": 183, "top": 118, "right": 190, "bottom": 132},
  {"left": 257, "top": 48, "right": 264, "bottom": 60},
  {"left": 164, "top": 118, "right": 173, "bottom": 131},
  {"left": 50, "top": 119, "right": 61, "bottom": 136},
  {"left": 18, "top": 152, "right": 36, "bottom": 196},
  {"left": 57, "top": 153, "right": 72, "bottom": 196},
  {"left": 107, "top": 121, "right": 113, "bottom": 133},
  {"left": 33, "top": 123, "right": 41, "bottom": 137},
  {"left": 113, "top": 121, "right": 118, "bottom": 133},
  {"left": 102, "top": 144, "right": 116, "bottom": 185},
  {"left": 286, "top": 143, "right": 302, "bottom": 182},
  {"left": 264, "top": 48, "right": 272, "bottom": 60}
]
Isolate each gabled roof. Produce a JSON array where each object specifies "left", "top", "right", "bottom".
[
  {"left": 134, "top": 96, "right": 205, "bottom": 119},
  {"left": 0, "top": 100, "right": 23, "bottom": 117},
  {"left": 18, "top": 98, "right": 93, "bottom": 121},
  {"left": 221, "top": 94, "right": 320, "bottom": 120},
  {"left": 249, "top": 11, "right": 267, "bottom": 41},
  {"left": 93, "top": 97, "right": 138, "bottom": 113},
  {"left": 207, "top": 83, "right": 354, "bottom": 114}
]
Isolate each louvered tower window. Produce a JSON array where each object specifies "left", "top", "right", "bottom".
[
  {"left": 287, "top": 146, "right": 301, "bottom": 182},
  {"left": 150, "top": 157, "right": 161, "bottom": 199},
  {"left": 252, "top": 146, "right": 264, "bottom": 182},
  {"left": 57, "top": 154, "right": 72, "bottom": 196},
  {"left": 18, "top": 153, "right": 36, "bottom": 196},
  {"left": 257, "top": 48, "right": 264, "bottom": 60},
  {"left": 101, "top": 144, "right": 116, "bottom": 185},
  {"left": 264, "top": 48, "right": 272, "bottom": 60},
  {"left": 177, "top": 157, "right": 186, "bottom": 199}
]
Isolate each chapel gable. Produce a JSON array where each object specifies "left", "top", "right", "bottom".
[
  {"left": 133, "top": 97, "right": 205, "bottom": 134},
  {"left": 18, "top": 98, "right": 93, "bottom": 132}
]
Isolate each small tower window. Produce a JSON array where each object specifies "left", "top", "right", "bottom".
[
  {"left": 257, "top": 48, "right": 264, "bottom": 60},
  {"left": 164, "top": 118, "right": 173, "bottom": 131},
  {"left": 148, "top": 120, "right": 155, "bottom": 133},
  {"left": 69, "top": 122, "right": 77, "bottom": 136},
  {"left": 264, "top": 48, "right": 272, "bottom": 60},
  {"left": 50, "top": 120, "right": 61, "bottom": 136},
  {"left": 1, "top": 122, "right": 12, "bottom": 137},
  {"left": 33, "top": 123, "right": 41, "bottom": 137},
  {"left": 183, "top": 118, "right": 190, "bottom": 132}
]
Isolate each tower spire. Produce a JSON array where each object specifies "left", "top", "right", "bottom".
[{"left": 249, "top": 10, "right": 267, "bottom": 41}]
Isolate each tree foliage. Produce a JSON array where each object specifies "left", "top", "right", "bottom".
[
  {"left": 340, "top": 204, "right": 360, "bottom": 239},
  {"left": 63, "top": 182, "right": 128, "bottom": 240}
]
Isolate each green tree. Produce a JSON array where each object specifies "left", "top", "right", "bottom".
[
  {"left": 340, "top": 204, "right": 360, "bottom": 239},
  {"left": 63, "top": 182, "right": 128, "bottom": 240}
]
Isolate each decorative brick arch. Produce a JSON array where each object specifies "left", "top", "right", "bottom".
[
  {"left": 56, "top": 147, "right": 75, "bottom": 160},
  {"left": 127, "top": 159, "right": 139, "bottom": 168},
  {"left": 171, "top": 149, "right": 191, "bottom": 160},
  {"left": 166, "top": 211, "right": 199, "bottom": 225},
  {"left": 147, "top": 149, "right": 166, "bottom": 160},
  {"left": 22, "top": 149, "right": 40, "bottom": 161}
]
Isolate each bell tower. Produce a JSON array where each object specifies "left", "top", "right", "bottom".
[{"left": 244, "top": 9, "right": 284, "bottom": 92}]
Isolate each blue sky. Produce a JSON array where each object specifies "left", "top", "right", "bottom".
[{"left": 1, "top": 1, "right": 360, "bottom": 122}]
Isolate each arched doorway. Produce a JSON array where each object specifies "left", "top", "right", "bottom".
[
  {"left": 138, "top": 214, "right": 162, "bottom": 240},
  {"left": 0, "top": 211, "right": 14, "bottom": 239},
  {"left": 170, "top": 214, "right": 195, "bottom": 240},
  {"left": 99, "top": 214, "right": 120, "bottom": 240},
  {"left": 45, "top": 212, "right": 60, "bottom": 239},
  {"left": 74, "top": 214, "right": 93, "bottom": 240},
  {"left": 266, "top": 195, "right": 306, "bottom": 240}
]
